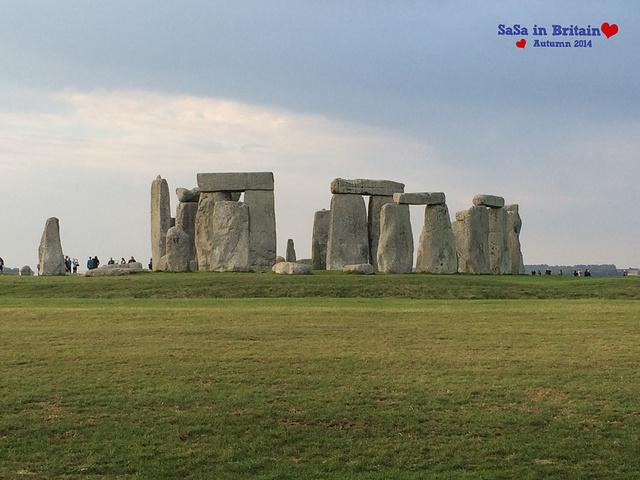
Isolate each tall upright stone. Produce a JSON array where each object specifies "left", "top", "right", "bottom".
[
  {"left": 368, "top": 195, "right": 394, "bottom": 270},
  {"left": 377, "top": 204, "right": 413, "bottom": 274},
  {"left": 326, "top": 194, "right": 369, "bottom": 270},
  {"left": 151, "top": 175, "right": 171, "bottom": 271},
  {"left": 311, "top": 209, "right": 330, "bottom": 270},
  {"left": 209, "top": 201, "right": 251, "bottom": 272},
  {"left": 165, "top": 226, "right": 191, "bottom": 273},
  {"left": 452, "top": 206, "right": 490, "bottom": 274},
  {"left": 286, "top": 239, "right": 296, "bottom": 262},
  {"left": 38, "top": 217, "right": 65, "bottom": 276},
  {"left": 243, "top": 189, "right": 276, "bottom": 270},
  {"left": 194, "top": 192, "right": 231, "bottom": 271},
  {"left": 488, "top": 206, "right": 511, "bottom": 274},
  {"left": 506, "top": 204, "right": 525, "bottom": 275},
  {"left": 415, "top": 204, "right": 457, "bottom": 274},
  {"left": 175, "top": 202, "right": 198, "bottom": 263}
]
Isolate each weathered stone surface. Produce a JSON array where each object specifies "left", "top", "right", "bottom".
[
  {"left": 197, "top": 172, "right": 274, "bottom": 192},
  {"left": 331, "top": 178, "right": 405, "bottom": 196},
  {"left": 38, "top": 217, "right": 65, "bottom": 276},
  {"left": 286, "top": 239, "right": 296, "bottom": 262},
  {"left": 377, "top": 204, "right": 414, "bottom": 274},
  {"left": 311, "top": 209, "right": 330, "bottom": 270},
  {"left": 472, "top": 194, "right": 505, "bottom": 208},
  {"left": 176, "top": 187, "right": 200, "bottom": 203},
  {"left": 393, "top": 192, "right": 446, "bottom": 205},
  {"left": 209, "top": 201, "right": 251, "bottom": 272},
  {"left": 85, "top": 262, "right": 143, "bottom": 277},
  {"left": 506, "top": 204, "right": 525, "bottom": 275},
  {"left": 230, "top": 192, "right": 242, "bottom": 202},
  {"left": 343, "top": 263, "right": 376, "bottom": 275},
  {"left": 19, "top": 265, "right": 34, "bottom": 276},
  {"left": 367, "top": 195, "right": 394, "bottom": 271},
  {"left": 275, "top": 256, "right": 285, "bottom": 264},
  {"left": 488, "top": 207, "right": 511, "bottom": 275},
  {"left": 194, "top": 192, "right": 232, "bottom": 271},
  {"left": 151, "top": 175, "right": 171, "bottom": 271},
  {"left": 415, "top": 204, "right": 457, "bottom": 274},
  {"left": 272, "top": 262, "right": 312, "bottom": 275},
  {"left": 175, "top": 202, "right": 198, "bottom": 262},
  {"left": 326, "top": 194, "right": 369, "bottom": 270},
  {"left": 452, "top": 206, "right": 490, "bottom": 274},
  {"left": 244, "top": 189, "right": 276, "bottom": 270},
  {"left": 165, "top": 226, "right": 191, "bottom": 272}
]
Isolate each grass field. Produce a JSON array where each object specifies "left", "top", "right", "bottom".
[{"left": 1, "top": 273, "right": 640, "bottom": 479}]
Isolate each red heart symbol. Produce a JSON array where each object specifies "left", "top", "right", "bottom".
[
  {"left": 516, "top": 39, "right": 526, "bottom": 49},
  {"left": 601, "top": 22, "right": 618, "bottom": 38}
]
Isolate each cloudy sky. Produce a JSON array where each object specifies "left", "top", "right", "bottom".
[{"left": 0, "top": 1, "right": 637, "bottom": 271}]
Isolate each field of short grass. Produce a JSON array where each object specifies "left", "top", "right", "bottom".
[{"left": 1, "top": 281, "right": 640, "bottom": 478}]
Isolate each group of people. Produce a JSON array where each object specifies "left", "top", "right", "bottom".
[
  {"left": 87, "top": 256, "right": 137, "bottom": 270},
  {"left": 531, "top": 268, "right": 591, "bottom": 276},
  {"left": 64, "top": 256, "right": 80, "bottom": 274},
  {"left": 107, "top": 256, "right": 137, "bottom": 265}
]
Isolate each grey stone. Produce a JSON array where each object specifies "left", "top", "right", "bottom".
[
  {"left": 19, "top": 265, "right": 34, "bottom": 276},
  {"left": 175, "top": 202, "right": 198, "bottom": 262},
  {"left": 165, "top": 226, "right": 191, "bottom": 272},
  {"left": 506, "top": 204, "right": 525, "bottom": 275},
  {"left": 209, "top": 201, "right": 251, "bottom": 272},
  {"left": 151, "top": 175, "right": 171, "bottom": 271},
  {"left": 367, "top": 195, "right": 394, "bottom": 271},
  {"left": 38, "top": 217, "right": 65, "bottom": 276},
  {"left": 415, "top": 204, "right": 457, "bottom": 274},
  {"left": 275, "top": 256, "right": 285, "bottom": 264},
  {"left": 488, "top": 207, "right": 511, "bottom": 275},
  {"left": 286, "top": 239, "right": 296, "bottom": 262},
  {"left": 194, "top": 192, "right": 232, "bottom": 271},
  {"left": 297, "top": 258, "right": 312, "bottom": 265},
  {"left": 272, "top": 262, "right": 312, "bottom": 275},
  {"left": 85, "top": 262, "right": 143, "bottom": 277},
  {"left": 311, "top": 209, "right": 330, "bottom": 270},
  {"left": 197, "top": 172, "right": 274, "bottom": 192},
  {"left": 230, "top": 192, "right": 242, "bottom": 202},
  {"left": 326, "top": 194, "right": 369, "bottom": 270},
  {"left": 244, "top": 189, "right": 277, "bottom": 270},
  {"left": 176, "top": 187, "right": 200, "bottom": 203},
  {"left": 331, "top": 178, "right": 404, "bottom": 196},
  {"left": 472, "top": 194, "right": 505, "bottom": 208},
  {"left": 393, "top": 192, "right": 446, "bottom": 205},
  {"left": 377, "top": 204, "right": 414, "bottom": 274},
  {"left": 452, "top": 206, "right": 490, "bottom": 274},
  {"left": 343, "top": 263, "right": 376, "bottom": 275}
]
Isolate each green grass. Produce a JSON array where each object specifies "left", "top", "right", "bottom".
[{"left": 2, "top": 294, "right": 640, "bottom": 479}]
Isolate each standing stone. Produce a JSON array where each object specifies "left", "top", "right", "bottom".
[
  {"left": 176, "top": 202, "right": 198, "bottom": 262},
  {"left": 38, "top": 217, "right": 65, "bottom": 276},
  {"left": 286, "top": 239, "right": 296, "bottom": 262},
  {"left": 326, "top": 194, "right": 369, "bottom": 270},
  {"left": 209, "top": 201, "right": 251, "bottom": 272},
  {"left": 415, "top": 204, "right": 457, "bottom": 274},
  {"left": 244, "top": 189, "right": 277, "bottom": 270},
  {"left": 151, "top": 175, "right": 171, "bottom": 271},
  {"left": 165, "top": 226, "right": 191, "bottom": 272},
  {"left": 195, "top": 192, "right": 232, "bottom": 271},
  {"left": 488, "top": 207, "right": 511, "bottom": 275},
  {"left": 367, "top": 195, "right": 394, "bottom": 271},
  {"left": 311, "top": 209, "right": 330, "bottom": 270},
  {"left": 451, "top": 206, "right": 490, "bottom": 274},
  {"left": 377, "top": 204, "right": 414, "bottom": 274},
  {"left": 506, "top": 204, "right": 525, "bottom": 275},
  {"left": 19, "top": 265, "right": 34, "bottom": 276}
]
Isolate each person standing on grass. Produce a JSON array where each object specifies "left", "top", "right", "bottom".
[
  {"left": 72, "top": 258, "right": 79, "bottom": 274},
  {"left": 0, "top": 256, "right": 4, "bottom": 274}
]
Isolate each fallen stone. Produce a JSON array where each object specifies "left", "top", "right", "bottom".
[
  {"left": 377, "top": 204, "right": 414, "bottom": 274},
  {"left": 85, "top": 262, "right": 143, "bottom": 277},
  {"left": 38, "top": 217, "right": 65, "bottom": 276},
  {"left": 343, "top": 263, "right": 376, "bottom": 275},
  {"left": 197, "top": 172, "right": 274, "bottom": 192},
  {"left": 506, "top": 204, "right": 525, "bottom": 275},
  {"left": 452, "top": 206, "right": 490, "bottom": 274},
  {"left": 209, "top": 201, "right": 251, "bottom": 272},
  {"left": 415, "top": 204, "right": 457, "bottom": 274},
  {"left": 312, "top": 209, "right": 330, "bottom": 270},
  {"left": 151, "top": 175, "right": 171, "bottom": 271},
  {"left": 286, "top": 238, "right": 296, "bottom": 262},
  {"left": 331, "top": 178, "right": 405, "bottom": 196},
  {"left": 176, "top": 187, "right": 200, "bottom": 203},
  {"left": 244, "top": 189, "right": 277, "bottom": 270},
  {"left": 19, "top": 265, "right": 34, "bottom": 276},
  {"left": 393, "top": 192, "right": 446, "bottom": 205},
  {"left": 272, "top": 262, "right": 312, "bottom": 275},
  {"left": 326, "top": 194, "right": 369, "bottom": 270},
  {"left": 165, "top": 226, "right": 191, "bottom": 272},
  {"left": 472, "top": 194, "right": 505, "bottom": 208},
  {"left": 368, "top": 195, "right": 394, "bottom": 271}
]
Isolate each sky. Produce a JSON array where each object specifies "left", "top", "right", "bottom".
[{"left": 0, "top": 1, "right": 638, "bottom": 271}]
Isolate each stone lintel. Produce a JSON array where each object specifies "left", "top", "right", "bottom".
[
  {"left": 393, "top": 192, "right": 446, "bottom": 205},
  {"left": 331, "top": 178, "right": 404, "bottom": 196},
  {"left": 197, "top": 172, "right": 274, "bottom": 192},
  {"left": 472, "top": 194, "right": 505, "bottom": 208}
]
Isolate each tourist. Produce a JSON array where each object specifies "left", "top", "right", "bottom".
[
  {"left": 577, "top": 269, "right": 582, "bottom": 277},
  {"left": 87, "top": 257, "right": 95, "bottom": 270},
  {"left": 545, "top": 268, "right": 552, "bottom": 275},
  {"left": 94, "top": 256, "right": 100, "bottom": 269},
  {"left": 0, "top": 256, "right": 4, "bottom": 274},
  {"left": 120, "top": 257, "right": 126, "bottom": 265},
  {"left": 558, "top": 270, "right": 563, "bottom": 275},
  {"left": 72, "top": 258, "right": 79, "bottom": 274},
  {"left": 573, "top": 270, "right": 578, "bottom": 277},
  {"left": 149, "top": 258, "right": 153, "bottom": 270},
  {"left": 65, "top": 256, "right": 72, "bottom": 273},
  {"left": 108, "top": 257, "right": 115, "bottom": 265},
  {"left": 585, "top": 269, "right": 591, "bottom": 277},
  {"left": 128, "top": 256, "right": 136, "bottom": 263}
]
